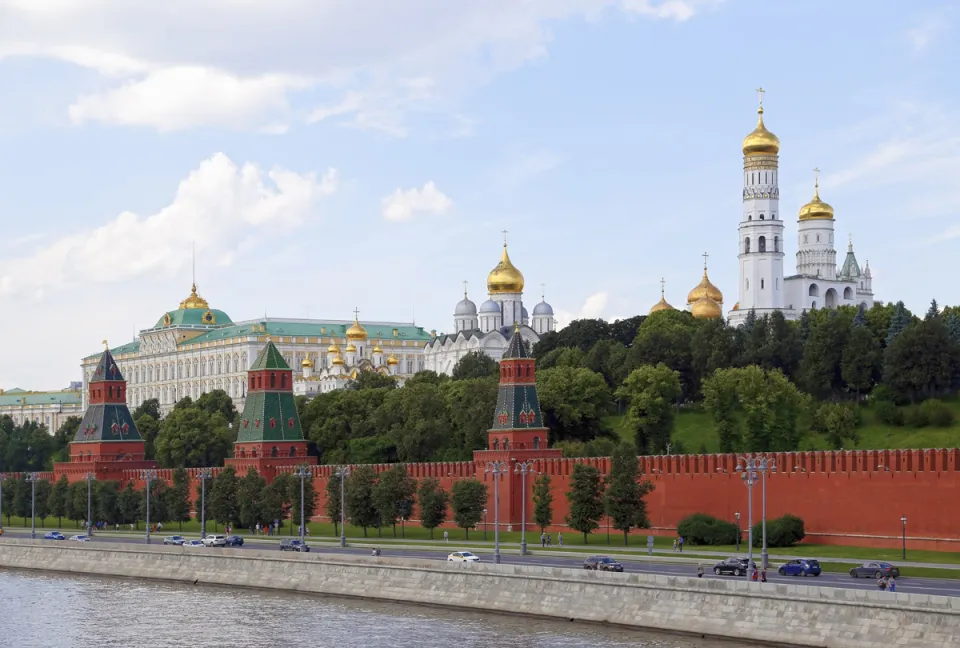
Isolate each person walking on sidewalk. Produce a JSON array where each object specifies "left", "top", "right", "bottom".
[
  {"left": 678, "top": 536, "right": 684, "bottom": 552},
  {"left": 557, "top": 532, "right": 563, "bottom": 547},
  {"left": 541, "top": 532, "right": 546, "bottom": 548}
]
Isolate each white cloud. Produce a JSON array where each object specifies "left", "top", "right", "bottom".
[
  {"left": 494, "top": 151, "right": 564, "bottom": 189},
  {"left": 0, "top": 0, "right": 715, "bottom": 132},
  {"left": 381, "top": 181, "right": 453, "bottom": 222},
  {"left": 906, "top": 18, "right": 948, "bottom": 53},
  {"left": 0, "top": 153, "right": 339, "bottom": 297},
  {"left": 555, "top": 291, "right": 612, "bottom": 327}
]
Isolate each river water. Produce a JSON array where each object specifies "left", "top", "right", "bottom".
[{"left": 0, "top": 569, "right": 751, "bottom": 648}]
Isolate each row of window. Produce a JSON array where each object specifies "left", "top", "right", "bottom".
[
  {"left": 744, "top": 236, "right": 779, "bottom": 253},
  {"left": 746, "top": 171, "right": 777, "bottom": 186},
  {"left": 491, "top": 437, "right": 541, "bottom": 450},
  {"left": 746, "top": 213, "right": 777, "bottom": 221}
]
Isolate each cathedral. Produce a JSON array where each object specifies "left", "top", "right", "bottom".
[
  {"left": 650, "top": 90, "right": 876, "bottom": 323},
  {"left": 422, "top": 238, "right": 556, "bottom": 375}
]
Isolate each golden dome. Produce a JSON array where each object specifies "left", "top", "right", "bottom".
[
  {"left": 691, "top": 296, "right": 723, "bottom": 319},
  {"left": 387, "top": 354, "right": 400, "bottom": 366},
  {"left": 487, "top": 244, "right": 525, "bottom": 295},
  {"left": 301, "top": 357, "right": 314, "bottom": 368},
  {"left": 372, "top": 339, "right": 383, "bottom": 354},
  {"left": 345, "top": 343, "right": 357, "bottom": 353},
  {"left": 648, "top": 278, "right": 675, "bottom": 315},
  {"left": 732, "top": 302, "right": 740, "bottom": 311},
  {"left": 799, "top": 174, "right": 835, "bottom": 221},
  {"left": 687, "top": 265, "right": 723, "bottom": 305},
  {"left": 345, "top": 314, "right": 367, "bottom": 341},
  {"left": 178, "top": 283, "right": 210, "bottom": 310},
  {"left": 742, "top": 105, "right": 780, "bottom": 157},
  {"left": 331, "top": 353, "right": 345, "bottom": 366},
  {"left": 327, "top": 343, "right": 339, "bottom": 354}
]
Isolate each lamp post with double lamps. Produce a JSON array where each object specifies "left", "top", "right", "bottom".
[
  {"left": 901, "top": 515, "right": 907, "bottom": 560},
  {"left": 485, "top": 461, "right": 508, "bottom": 564},
  {"left": 735, "top": 511, "right": 741, "bottom": 552},
  {"left": 198, "top": 469, "right": 212, "bottom": 539},
  {"left": 0, "top": 473, "right": 6, "bottom": 534},
  {"left": 25, "top": 473, "right": 39, "bottom": 539},
  {"left": 335, "top": 467, "right": 350, "bottom": 548},
  {"left": 140, "top": 469, "right": 157, "bottom": 544},
  {"left": 294, "top": 466, "right": 310, "bottom": 544},
  {"left": 736, "top": 454, "right": 777, "bottom": 571},
  {"left": 514, "top": 461, "right": 536, "bottom": 556},
  {"left": 482, "top": 508, "right": 488, "bottom": 542},
  {"left": 85, "top": 472, "right": 95, "bottom": 535}
]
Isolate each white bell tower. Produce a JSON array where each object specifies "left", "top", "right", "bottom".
[{"left": 730, "top": 88, "right": 786, "bottom": 325}]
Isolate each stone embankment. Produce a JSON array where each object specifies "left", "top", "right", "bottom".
[{"left": 0, "top": 539, "right": 956, "bottom": 647}]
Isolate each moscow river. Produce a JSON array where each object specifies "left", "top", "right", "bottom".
[{"left": 0, "top": 570, "right": 748, "bottom": 648}]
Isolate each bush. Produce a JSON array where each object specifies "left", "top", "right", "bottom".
[
  {"left": 904, "top": 405, "right": 929, "bottom": 428},
  {"left": 677, "top": 513, "right": 740, "bottom": 546},
  {"left": 873, "top": 399, "right": 904, "bottom": 426},
  {"left": 919, "top": 399, "right": 954, "bottom": 428},
  {"left": 751, "top": 514, "right": 805, "bottom": 548},
  {"left": 871, "top": 384, "right": 901, "bottom": 405}
]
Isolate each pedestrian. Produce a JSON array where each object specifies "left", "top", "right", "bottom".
[
  {"left": 547, "top": 535, "right": 552, "bottom": 547},
  {"left": 679, "top": 536, "right": 684, "bottom": 552},
  {"left": 697, "top": 564, "right": 704, "bottom": 578},
  {"left": 760, "top": 569, "right": 767, "bottom": 583},
  {"left": 541, "top": 532, "right": 546, "bottom": 548},
  {"left": 889, "top": 577, "right": 896, "bottom": 593},
  {"left": 557, "top": 532, "right": 563, "bottom": 547},
  {"left": 443, "top": 530, "right": 449, "bottom": 543},
  {"left": 672, "top": 539, "right": 678, "bottom": 552}
]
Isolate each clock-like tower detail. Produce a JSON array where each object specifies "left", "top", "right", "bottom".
[{"left": 730, "top": 89, "right": 787, "bottom": 324}]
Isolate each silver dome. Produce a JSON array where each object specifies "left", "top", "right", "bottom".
[
  {"left": 533, "top": 300, "right": 554, "bottom": 316},
  {"left": 522, "top": 306, "right": 529, "bottom": 321},
  {"left": 479, "top": 299, "right": 501, "bottom": 314},
  {"left": 454, "top": 297, "right": 477, "bottom": 316}
]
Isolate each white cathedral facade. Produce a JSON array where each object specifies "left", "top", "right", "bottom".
[
  {"left": 728, "top": 92, "right": 874, "bottom": 326},
  {"left": 422, "top": 241, "right": 556, "bottom": 375}
]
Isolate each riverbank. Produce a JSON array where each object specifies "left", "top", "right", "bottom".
[{"left": 0, "top": 539, "right": 956, "bottom": 647}]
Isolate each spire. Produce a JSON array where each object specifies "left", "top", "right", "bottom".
[
  {"left": 249, "top": 340, "right": 290, "bottom": 370},
  {"left": 463, "top": 280, "right": 469, "bottom": 299},
  {"left": 813, "top": 167, "right": 821, "bottom": 200},
  {"left": 503, "top": 323, "right": 527, "bottom": 359},
  {"left": 848, "top": 233, "right": 854, "bottom": 252}
]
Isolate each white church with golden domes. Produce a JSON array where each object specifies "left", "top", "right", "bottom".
[
  {"left": 422, "top": 238, "right": 556, "bottom": 375},
  {"left": 650, "top": 89, "right": 875, "bottom": 323}
]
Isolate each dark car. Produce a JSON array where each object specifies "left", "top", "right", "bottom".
[
  {"left": 713, "top": 557, "right": 751, "bottom": 576},
  {"left": 778, "top": 559, "right": 822, "bottom": 577},
  {"left": 583, "top": 556, "right": 624, "bottom": 572},
  {"left": 280, "top": 539, "right": 310, "bottom": 552},
  {"left": 850, "top": 562, "right": 900, "bottom": 579},
  {"left": 224, "top": 535, "right": 244, "bottom": 546}
]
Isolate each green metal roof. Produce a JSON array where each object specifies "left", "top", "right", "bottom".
[
  {"left": 250, "top": 341, "right": 289, "bottom": 370},
  {"left": 0, "top": 390, "right": 82, "bottom": 407},
  {"left": 178, "top": 319, "right": 432, "bottom": 346},
  {"left": 153, "top": 307, "right": 233, "bottom": 329},
  {"left": 237, "top": 391, "right": 304, "bottom": 442}
]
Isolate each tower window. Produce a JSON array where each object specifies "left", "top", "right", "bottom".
[
  {"left": 748, "top": 215, "right": 752, "bottom": 221},
  {"left": 772, "top": 214, "right": 776, "bottom": 220},
  {"left": 745, "top": 279, "right": 750, "bottom": 290},
  {"left": 817, "top": 235, "right": 820, "bottom": 242},
  {"left": 761, "top": 279, "right": 765, "bottom": 289},
  {"left": 744, "top": 237, "right": 751, "bottom": 254},
  {"left": 759, "top": 236, "right": 766, "bottom": 252},
  {"left": 804, "top": 235, "right": 808, "bottom": 244},
  {"left": 760, "top": 214, "right": 765, "bottom": 220},
  {"left": 774, "top": 236, "right": 779, "bottom": 252}
]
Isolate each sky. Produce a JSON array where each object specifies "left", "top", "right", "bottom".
[{"left": 0, "top": 0, "right": 957, "bottom": 390}]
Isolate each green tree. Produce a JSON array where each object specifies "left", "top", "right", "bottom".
[
  {"left": 532, "top": 473, "right": 553, "bottom": 532},
  {"left": 261, "top": 473, "right": 290, "bottom": 531},
  {"left": 210, "top": 466, "right": 239, "bottom": 527},
  {"left": 609, "top": 316, "right": 645, "bottom": 347},
  {"left": 96, "top": 481, "right": 120, "bottom": 524},
  {"left": 1, "top": 475, "right": 15, "bottom": 524},
  {"left": 417, "top": 477, "right": 448, "bottom": 539},
  {"left": 372, "top": 465, "right": 417, "bottom": 537},
  {"left": 34, "top": 479, "right": 52, "bottom": 527},
  {"left": 132, "top": 398, "right": 161, "bottom": 421},
  {"left": 531, "top": 331, "right": 560, "bottom": 359},
  {"left": 140, "top": 479, "right": 169, "bottom": 526},
  {"left": 538, "top": 347, "right": 587, "bottom": 370},
  {"left": 617, "top": 364, "right": 682, "bottom": 455},
  {"left": 946, "top": 312, "right": 960, "bottom": 344},
  {"left": 154, "top": 407, "right": 235, "bottom": 468},
  {"left": 842, "top": 320, "right": 880, "bottom": 399},
  {"left": 452, "top": 351, "right": 499, "bottom": 380},
  {"left": 442, "top": 377, "right": 500, "bottom": 460},
  {"left": 450, "top": 479, "right": 487, "bottom": 540},
  {"left": 347, "top": 371, "right": 397, "bottom": 391},
  {"left": 690, "top": 318, "right": 738, "bottom": 391},
  {"left": 584, "top": 339, "right": 630, "bottom": 388},
  {"left": 325, "top": 473, "right": 343, "bottom": 536},
  {"left": 536, "top": 366, "right": 612, "bottom": 443},
  {"left": 70, "top": 480, "right": 89, "bottom": 526},
  {"left": 885, "top": 301, "right": 912, "bottom": 346},
  {"left": 118, "top": 482, "right": 140, "bottom": 527},
  {"left": 565, "top": 464, "right": 604, "bottom": 543},
  {"left": 136, "top": 414, "right": 161, "bottom": 461},
  {"left": 48, "top": 475, "right": 70, "bottom": 527},
  {"left": 883, "top": 318, "right": 960, "bottom": 402},
  {"left": 237, "top": 468, "right": 266, "bottom": 529},
  {"left": 167, "top": 468, "right": 192, "bottom": 530},
  {"left": 12, "top": 475, "right": 30, "bottom": 519},
  {"left": 814, "top": 403, "right": 859, "bottom": 450},
  {"left": 926, "top": 299, "right": 940, "bottom": 320},
  {"left": 798, "top": 312, "right": 849, "bottom": 399},
  {"left": 52, "top": 416, "right": 81, "bottom": 463},
  {"left": 288, "top": 469, "right": 317, "bottom": 533},
  {"left": 604, "top": 443, "right": 654, "bottom": 544},
  {"left": 629, "top": 309, "right": 697, "bottom": 399},
  {"left": 195, "top": 389, "right": 238, "bottom": 423},
  {"left": 556, "top": 318, "right": 612, "bottom": 351},
  {"left": 376, "top": 384, "right": 451, "bottom": 462},
  {"left": 345, "top": 466, "right": 379, "bottom": 537}
]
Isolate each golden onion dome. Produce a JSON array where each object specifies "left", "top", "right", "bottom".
[
  {"left": 301, "top": 358, "right": 314, "bottom": 369},
  {"left": 687, "top": 266, "right": 723, "bottom": 305},
  {"left": 345, "top": 315, "right": 367, "bottom": 341},
  {"left": 691, "top": 296, "right": 723, "bottom": 319},
  {"left": 487, "top": 244, "right": 525, "bottom": 295},
  {"left": 345, "top": 343, "right": 357, "bottom": 353},
  {"left": 386, "top": 354, "right": 400, "bottom": 366},
  {"left": 178, "top": 283, "right": 210, "bottom": 310},
  {"left": 798, "top": 176, "right": 835, "bottom": 221},
  {"left": 331, "top": 353, "right": 345, "bottom": 366},
  {"left": 372, "top": 340, "right": 383, "bottom": 354},
  {"left": 732, "top": 302, "right": 740, "bottom": 311},
  {"left": 648, "top": 279, "right": 674, "bottom": 315},
  {"left": 742, "top": 105, "right": 780, "bottom": 157},
  {"left": 327, "top": 342, "right": 339, "bottom": 354}
]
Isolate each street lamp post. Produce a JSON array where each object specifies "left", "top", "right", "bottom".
[
  {"left": 294, "top": 466, "right": 310, "bottom": 544},
  {"left": 85, "top": 473, "right": 95, "bottom": 536},
  {"left": 735, "top": 511, "right": 741, "bottom": 552},
  {"left": 736, "top": 454, "right": 777, "bottom": 571},
  {"left": 401, "top": 517, "right": 406, "bottom": 538},
  {"left": 482, "top": 508, "right": 488, "bottom": 542},
  {"left": 901, "top": 515, "right": 907, "bottom": 560},
  {"left": 485, "top": 461, "right": 507, "bottom": 564},
  {"left": 26, "top": 473, "right": 39, "bottom": 539},
  {"left": 141, "top": 470, "right": 157, "bottom": 544},
  {"left": 335, "top": 467, "right": 350, "bottom": 548},
  {"left": 198, "top": 469, "right": 212, "bottom": 539},
  {"left": 0, "top": 472, "right": 6, "bottom": 533},
  {"left": 514, "top": 461, "right": 535, "bottom": 556}
]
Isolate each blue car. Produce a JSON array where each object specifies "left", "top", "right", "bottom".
[
  {"left": 777, "top": 559, "right": 821, "bottom": 577},
  {"left": 44, "top": 531, "right": 65, "bottom": 540}
]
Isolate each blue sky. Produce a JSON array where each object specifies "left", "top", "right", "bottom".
[{"left": 0, "top": 0, "right": 957, "bottom": 389}]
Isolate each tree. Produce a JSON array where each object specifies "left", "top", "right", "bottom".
[
  {"left": 883, "top": 318, "right": 960, "bottom": 402},
  {"left": 118, "top": 482, "right": 140, "bottom": 527},
  {"left": 140, "top": 479, "right": 169, "bottom": 526},
  {"left": 136, "top": 414, "right": 161, "bottom": 461},
  {"left": 609, "top": 316, "right": 645, "bottom": 347},
  {"left": 288, "top": 469, "right": 317, "bottom": 532},
  {"left": 556, "top": 318, "right": 612, "bottom": 351},
  {"left": 210, "top": 465, "right": 239, "bottom": 527},
  {"left": 452, "top": 351, "right": 499, "bottom": 381},
  {"left": 237, "top": 468, "right": 266, "bottom": 529},
  {"left": 132, "top": 398, "right": 161, "bottom": 421},
  {"left": 49, "top": 475, "right": 70, "bottom": 527},
  {"left": 450, "top": 479, "right": 487, "bottom": 540},
  {"left": 617, "top": 364, "right": 682, "bottom": 455},
  {"left": 12, "top": 475, "right": 30, "bottom": 519},
  {"left": 885, "top": 301, "right": 912, "bottom": 346},
  {"left": 372, "top": 465, "right": 416, "bottom": 537},
  {"left": 52, "top": 416, "right": 81, "bottom": 463},
  {"left": 814, "top": 403, "right": 859, "bottom": 450},
  {"left": 167, "top": 468, "right": 192, "bottom": 530},
  {"left": 154, "top": 406, "right": 235, "bottom": 468},
  {"left": 34, "top": 479, "right": 52, "bottom": 527},
  {"left": 629, "top": 310, "right": 698, "bottom": 399},
  {"left": 604, "top": 443, "right": 654, "bottom": 544},
  {"left": 946, "top": 312, "right": 960, "bottom": 345},
  {"left": 96, "top": 481, "right": 120, "bottom": 524},
  {"left": 347, "top": 370, "right": 397, "bottom": 391},
  {"left": 926, "top": 299, "right": 940, "bottom": 320},
  {"left": 565, "top": 464, "right": 604, "bottom": 543},
  {"left": 798, "top": 312, "right": 848, "bottom": 399},
  {"left": 532, "top": 473, "right": 553, "bottom": 532},
  {"left": 531, "top": 331, "right": 560, "bottom": 359},
  {"left": 690, "top": 318, "right": 738, "bottom": 391},
  {"left": 1, "top": 475, "right": 14, "bottom": 524},
  {"left": 345, "top": 466, "right": 379, "bottom": 537},
  {"left": 325, "top": 474, "right": 343, "bottom": 536},
  {"left": 195, "top": 389, "right": 238, "bottom": 423},
  {"left": 417, "top": 477, "right": 448, "bottom": 539},
  {"left": 537, "top": 366, "right": 612, "bottom": 443},
  {"left": 842, "top": 320, "right": 880, "bottom": 399},
  {"left": 261, "top": 473, "right": 290, "bottom": 530},
  {"left": 585, "top": 339, "right": 630, "bottom": 388},
  {"left": 376, "top": 384, "right": 451, "bottom": 462},
  {"left": 442, "top": 377, "right": 500, "bottom": 460}
]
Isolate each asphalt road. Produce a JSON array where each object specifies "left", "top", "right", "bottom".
[{"left": 7, "top": 529, "right": 958, "bottom": 597}]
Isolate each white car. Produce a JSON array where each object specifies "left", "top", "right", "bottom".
[
  {"left": 202, "top": 534, "right": 227, "bottom": 547},
  {"left": 183, "top": 540, "right": 205, "bottom": 548},
  {"left": 448, "top": 551, "right": 480, "bottom": 563},
  {"left": 69, "top": 535, "right": 90, "bottom": 542}
]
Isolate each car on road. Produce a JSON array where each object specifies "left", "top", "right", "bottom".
[
  {"left": 69, "top": 535, "right": 90, "bottom": 542},
  {"left": 202, "top": 534, "right": 227, "bottom": 547},
  {"left": 224, "top": 535, "right": 244, "bottom": 546},
  {"left": 583, "top": 556, "right": 624, "bottom": 572},
  {"left": 280, "top": 539, "right": 310, "bottom": 552},
  {"left": 44, "top": 532, "right": 65, "bottom": 540},
  {"left": 183, "top": 540, "right": 205, "bottom": 548},
  {"left": 713, "top": 557, "right": 751, "bottom": 576},
  {"left": 163, "top": 535, "right": 186, "bottom": 546},
  {"left": 777, "top": 559, "right": 821, "bottom": 577},
  {"left": 850, "top": 562, "right": 900, "bottom": 579},
  {"left": 448, "top": 551, "right": 480, "bottom": 563}
]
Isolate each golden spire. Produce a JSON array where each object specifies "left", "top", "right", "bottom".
[
  {"left": 799, "top": 167, "right": 835, "bottom": 221},
  {"left": 687, "top": 252, "right": 723, "bottom": 305},
  {"left": 649, "top": 277, "right": 675, "bottom": 314},
  {"left": 178, "top": 282, "right": 210, "bottom": 310},
  {"left": 102, "top": 339, "right": 109, "bottom": 349},
  {"left": 487, "top": 232, "right": 525, "bottom": 294},
  {"left": 742, "top": 87, "right": 780, "bottom": 157},
  {"left": 372, "top": 336, "right": 384, "bottom": 354},
  {"left": 345, "top": 308, "right": 368, "bottom": 341}
]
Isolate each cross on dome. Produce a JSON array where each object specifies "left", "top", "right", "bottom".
[{"left": 756, "top": 86, "right": 765, "bottom": 107}]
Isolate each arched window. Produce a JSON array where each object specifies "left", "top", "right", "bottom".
[
  {"left": 503, "top": 438, "right": 510, "bottom": 450},
  {"left": 744, "top": 237, "right": 751, "bottom": 254},
  {"left": 271, "top": 446, "right": 278, "bottom": 457},
  {"left": 533, "top": 437, "right": 540, "bottom": 449},
  {"left": 493, "top": 439, "right": 499, "bottom": 450},
  {"left": 289, "top": 446, "right": 297, "bottom": 457},
  {"left": 843, "top": 287, "right": 853, "bottom": 300},
  {"left": 748, "top": 215, "right": 752, "bottom": 221},
  {"left": 811, "top": 301, "right": 817, "bottom": 309},
  {"left": 280, "top": 373, "right": 287, "bottom": 388},
  {"left": 759, "top": 214, "right": 765, "bottom": 220},
  {"left": 745, "top": 278, "right": 750, "bottom": 290},
  {"left": 761, "top": 279, "right": 765, "bottom": 289},
  {"left": 758, "top": 236, "right": 766, "bottom": 252},
  {"left": 808, "top": 284, "right": 819, "bottom": 297},
  {"left": 774, "top": 236, "right": 779, "bottom": 252},
  {"left": 269, "top": 373, "right": 276, "bottom": 388}
]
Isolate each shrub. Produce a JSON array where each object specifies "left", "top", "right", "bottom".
[
  {"left": 751, "top": 514, "right": 805, "bottom": 548},
  {"left": 873, "top": 400, "right": 904, "bottom": 426},
  {"left": 904, "top": 405, "right": 929, "bottom": 428},
  {"left": 677, "top": 513, "right": 739, "bottom": 546},
  {"left": 871, "top": 384, "right": 900, "bottom": 405},
  {"left": 919, "top": 399, "right": 954, "bottom": 428}
]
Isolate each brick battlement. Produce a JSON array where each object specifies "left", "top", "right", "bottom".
[{"left": 278, "top": 462, "right": 477, "bottom": 480}]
